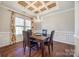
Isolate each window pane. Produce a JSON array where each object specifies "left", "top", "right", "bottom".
[
  {"left": 16, "top": 27, "right": 23, "bottom": 35},
  {"left": 25, "top": 20, "right": 31, "bottom": 31},
  {"left": 25, "top": 27, "right": 31, "bottom": 31},
  {"left": 25, "top": 20, "right": 31, "bottom": 26},
  {"left": 15, "top": 17, "right": 24, "bottom": 26}
]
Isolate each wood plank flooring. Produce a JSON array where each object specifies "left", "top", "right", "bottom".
[{"left": 0, "top": 41, "right": 74, "bottom": 57}]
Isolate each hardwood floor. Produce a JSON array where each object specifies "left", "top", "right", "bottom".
[{"left": 0, "top": 41, "right": 74, "bottom": 57}]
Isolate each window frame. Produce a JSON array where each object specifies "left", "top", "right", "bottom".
[{"left": 15, "top": 17, "right": 31, "bottom": 35}]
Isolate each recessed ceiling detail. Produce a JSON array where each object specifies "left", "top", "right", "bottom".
[
  {"left": 18, "top": 1, "right": 28, "bottom": 7},
  {"left": 34, "top": 1, "right": 42, "bottom": 8},
  {"left": 47, "top": 3, "right": 56, "bottom": 9},
  {"left": 28, "top": 6, "right": 34, "bottom": 11},
  {"left": 28, "top": 1, "right": 34, "bottom": 3},
  {"left": 44, "top": 1, "right": 49, "bottom": 4},
  {"left": 34, "top": 11, "right": 39, "bottom": 14},
  {"left": 40, "top": 7, "right": 46, "bottom": 12},
  {"left": 18, "top": 1, "right": 57, "bottom": 14}
]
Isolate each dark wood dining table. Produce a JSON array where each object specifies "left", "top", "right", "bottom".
[{"left": 30, "top": 34, "right": 49, "bottom": 57}]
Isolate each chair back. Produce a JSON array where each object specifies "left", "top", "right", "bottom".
[
  {"left": 49, "top": 31, "right": 55, "bottom": 42},
  {"left": 27, "top": 30, "right": 32, "bottom": 36},
  {"left": 23, "top": 31, "right": 28, "bottom": 45},
  {"left": 42, "top": 29, "right": 47, "bottom": 36},
  {"left": 23, "top": 31, "right": 27, "bottom": 41},
  {"left": 23, "top": 30, "right": 31, "bottom": 46}
]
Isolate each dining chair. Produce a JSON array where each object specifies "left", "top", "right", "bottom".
[
  {"left": 44, "top": 30, "right": 55, "bottom": 55},
  {"left": 23, "top": 30, "right": 39, "bottom": 56},
  {"left": 42, "top": 29, "right": 47, "bottom": 36}
]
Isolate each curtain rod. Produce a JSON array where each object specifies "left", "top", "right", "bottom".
[{"left": 8, "top": 10, "right": 34, "bottom": 20}]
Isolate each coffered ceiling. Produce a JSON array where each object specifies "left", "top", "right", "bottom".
[
  {"left": 18, "top": 1, "right": 57, "bottom": 14},
  {"left": 0, "top": 1, "right": 74, "bottom": 17}
]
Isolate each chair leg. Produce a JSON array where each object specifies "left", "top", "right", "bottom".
[
  {"left": 40, "top": 42, "right": 44, "bottom": 57},
  {"left": 39, "top": 42, "right": 41, "bottom": 49},
  {"left": 51, "top": 42, "right": 53, "bottom": 51},
  {"left": 29, "top": 47, "right": 31, "bottom": 57},
  {"left": 23, "top": 43, "right": 26, "bottom": 55},
  {"left": 48, "top": 45, "right": 50, "bottom": 55},
  {"left": 36, "top": 44, "right": 39, "bottom": 50},
  {"left": 24, "top": 47, "right": 26, "bottom": 55}
]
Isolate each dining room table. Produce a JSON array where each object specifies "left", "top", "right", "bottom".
[{"left": 30, "top": 33, "right": 50, "bottom": 57}]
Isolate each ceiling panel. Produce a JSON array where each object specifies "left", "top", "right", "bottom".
[
  {"left": 27, "top": 1, "right": 34, "bottom": 3},
  {"left": 34, "top": 10, "right": 39, "bottom": 13},
  {"left": 40, "top": 7, "right": 46, "bottom": 12},
  {"left": 18, "top": 1, "right": 28, "bottom": 7},
  {"left": 44, "top": 1, "right": 50, "bottom": 4},
  {"left": 34, "top": 1, "right": 42, "bottom": 8},
  {"left": 47, "top": 3, "right": 56, "bottom": 9},
  {"left": 28, "top": 6, "right": 34, "bottom": 11}
]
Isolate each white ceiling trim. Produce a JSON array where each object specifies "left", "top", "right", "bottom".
[
  {"left": 1, "top": 1, "right": 36, "bottom": 16},
  {"left": 0, "top": 3, "right": 35, "bottom": 18},
  {"left": 41, "top": 8, "right": 74, "bottom": 18}
]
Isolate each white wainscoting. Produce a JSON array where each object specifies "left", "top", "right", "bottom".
[
  {"left": 0, "top": 31, "right": 74, "bottom": 47},
  {"left": 54, "top": 31, "right": 74, "bottom": 45},
  {"left": 0, "top": 32, "right": 23, "bottom": 47},
  {"left": 0, "top": 32, "right": 11, "bottom": 47}
]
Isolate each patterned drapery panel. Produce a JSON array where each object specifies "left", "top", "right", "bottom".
[
  {"left": 10, "top": 11, "right": 16, "bottom": 44},
  {"left": 31, "top": 17, "right": 35, "bottom": 34}
]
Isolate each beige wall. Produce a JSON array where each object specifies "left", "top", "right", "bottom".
[
  {"left": 41, "top": 9, "right": 74, "bottom": 33},
  {"left": 0, "top": 6, "right": 11, "bottom": 32},
  {"left": 41, "top": 9, "right": 74, "bottom": 45},
  {"left": 0, "top": 6, "right": 11, "bottom": 47}
]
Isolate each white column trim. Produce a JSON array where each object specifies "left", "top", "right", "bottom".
[{"left": 74, "top": 34, "right": 79, "bottom": 39}]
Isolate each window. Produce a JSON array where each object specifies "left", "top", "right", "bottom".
[
  {"left": 15, "top": 17, "right": 24, "bottom": 35},
  {"left": 25, "top": 20, "right": 31, "bottom": 31},
  {"left": 15, "top": 17, "right": 31, "bottom": 35}
]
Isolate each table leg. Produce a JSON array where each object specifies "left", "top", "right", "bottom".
[{"left": 40, "top": 41, "right": 44, "bottom": 57}]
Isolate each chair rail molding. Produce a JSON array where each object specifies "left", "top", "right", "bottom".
[{"left": 0, "top": 32, "right": 10, "bottom": 34}]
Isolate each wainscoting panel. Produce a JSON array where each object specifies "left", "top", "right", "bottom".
[
  {"left": 0, "top": 32, "right": 23, "bottom": 47},
  {"left": 0, "top": 32, "right": 11, "bottom": 47},
  {"left": 54, "top": 31, "right": 74, "bottom": 45},
  {"left": 0, "top": 31, "right": 74, "bottom": 47}
]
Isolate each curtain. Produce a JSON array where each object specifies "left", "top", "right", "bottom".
[
  {"left": 31, "top": 17, "right": 35, "bottom": 34},
  {"left": 10, "top": 11, "right": 16, "bottom": 44}
]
